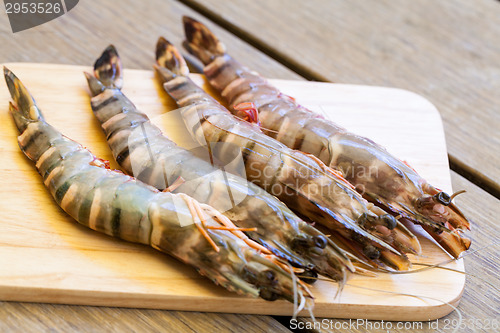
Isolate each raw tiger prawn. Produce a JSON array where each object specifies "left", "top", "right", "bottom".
[
  {"left": 154, "top": 38, "right": 422, "bottom": 271},
  {"left": 4, "top": 67, "right": 313, "bottom": 304},
  {"left": 84, "top": 45, "right": 355, "bottom": 283},
  {"left": 181, "top": 16, "right": 471, "bottom": 259}
]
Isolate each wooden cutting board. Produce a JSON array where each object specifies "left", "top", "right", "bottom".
[{"left": 0, "top": 63, "right": 465, "bottom": 320}]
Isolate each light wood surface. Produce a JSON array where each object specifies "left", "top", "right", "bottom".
[
  {"left": 185, "top": 0, "right": 500, "bottom": 196},
  {"left": 0, "top": 0, "right": 301, "bottom": 80},
  {"left": 0, "top": 0, "right": 497, "bottom": 332},
  {"left": 0, "top": 63, "right": 465, "bottom": 320},
  {"left": 0, "top": 302, "right": 292, "bottom": 333}
]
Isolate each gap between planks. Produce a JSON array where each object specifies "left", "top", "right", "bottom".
[
  {"left": 178, "top": 0, "right": 322, "bottom": 81},
  {"left": 449, "top": 158, "right": 500, "bottom": 200},
  {"left": 178, "top": 0, "right": 500, "bottom": 201}
]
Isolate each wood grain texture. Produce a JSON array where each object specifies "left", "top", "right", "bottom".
[
  {"left": 0, "top": 0, "right": 497, "bottom": 331},
  {"left": 184, "top": 0, "right": 500, "bottom": 194},
  {"left": 293, "top": 171, "right": 500, "bottom": 333},
  {"left": 0, "top": 302, "right": 290, "bottom": 333},
  {"left": 0, "top": 0, "right": 301, "bottom": 80},
  {"left": 0, "top": 63, "right": 465, "bottom": 320}
]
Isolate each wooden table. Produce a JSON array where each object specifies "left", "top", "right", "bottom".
[{"left": 0, "top": 1, "right": 498, "bottom": 332}]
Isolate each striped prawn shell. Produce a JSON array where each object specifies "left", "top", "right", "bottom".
[
  {"left": 88, "top": 74, "right": 354, "bottom": 275},
  {"left": 201, "top": 52, "right": 470, "bottom": 259},
  {"left": 18, "top": 119, "right": 159, "bottom": 244},
  {"left": 16, "top": 117, "right": 296, "bottom": 299},
  {"left": 87, "top": 41, "right": 356, "bottom": 278},
  {"left": 167, "top": 77, "right": 371, "bottom": 223},
  {"left": 17, "top": 117, "right": 238, "bottom": 256},
  {"left": 5, "top": 66, "right": 316, "bottom": 302},
  {"left": 160, "top": 71, "right": 420, "bottom": 269}
]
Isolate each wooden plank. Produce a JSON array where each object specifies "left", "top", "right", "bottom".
[
  {"left": 0, "top": 0, "right": 301, "bottom": 80},
  {"left": 0, "top": 63, "right": 466, "bottom": 320},
  {"left": 184, "top": 0, "right": 500, "bottom": 194},
  {"left": 0, "top": 302, "right": 291, "bottom": 333},
  {"left": 292, "top": 171, "right": 500, "bottom": 332}
]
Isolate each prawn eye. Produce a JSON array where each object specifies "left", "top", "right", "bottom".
[
  {"left": 312, "top": 235, "right": 327, "bottom": 249},
  {"left": 433, "top": 192, "right": 451, "bottom": 206},
  {"left": 298, "top": 269, "right": 318, "bottom": 284},
  {"left": 363, "top": 244, "right": 380, "bottom": 260},
  {"left": 258, "top": 270, "right": 277, "bottom": 286},
  {"left": 378, "top": 214, "right": 397, "bottom": 230}
]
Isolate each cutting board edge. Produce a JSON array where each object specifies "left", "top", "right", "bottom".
[
  {"left": 0, "top": 62, "right": 465, "bottom": 320},
  {"left": 0, "top": 283, "right": 463, "bottom": 321}
]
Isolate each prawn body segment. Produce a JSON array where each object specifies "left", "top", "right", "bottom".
[
  {"left": 182, "top": 16, "right": 470, "bottom": 259},
  {"left": 5, "top": 67, "right": 312, "bottom": 303},
  {"left": 156, "top": 40, "right": 420, "bottom": 271},
  {"left": 86, "top": 46, "right": 354, "bottom": 281}
]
